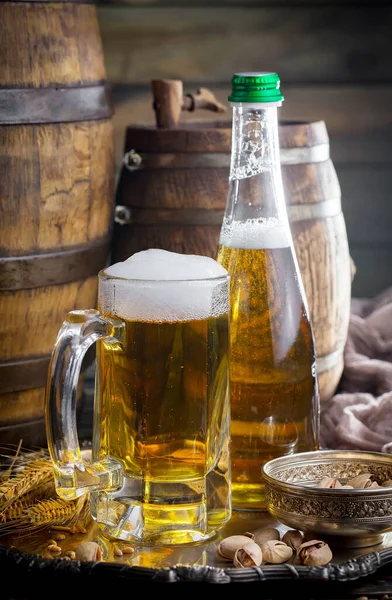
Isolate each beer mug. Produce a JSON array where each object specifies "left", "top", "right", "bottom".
[{"left": 45, "top": 250, "right": 231, "bottom": 544}]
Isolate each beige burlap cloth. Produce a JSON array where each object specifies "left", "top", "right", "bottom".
[{"left": 320, "top": 287, "right": 392, "bottom": 452}]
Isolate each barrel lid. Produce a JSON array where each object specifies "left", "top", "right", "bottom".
[{"left": 228, "top": 72, "right": 284, "bottom": 104}]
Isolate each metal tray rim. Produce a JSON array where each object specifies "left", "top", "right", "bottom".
[{"left": 1, "top": 543, "right": 392, "bottom": 585}]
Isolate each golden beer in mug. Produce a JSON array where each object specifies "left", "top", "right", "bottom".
[{"left": 46, "top": 250, "right": 231, "bottom": 544}]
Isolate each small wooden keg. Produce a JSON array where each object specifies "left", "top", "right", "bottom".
[
  {"left": 113, "top": 83, "right": 351, "bottom": 404},
  {"left": 0, "top": 1, "right": 115, "bottom": 446},
  {"left": 280, "top": 121, "right": 352, "bottom": 403}
]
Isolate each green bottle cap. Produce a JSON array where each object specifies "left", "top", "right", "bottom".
[{"left": 228, "top": 72, "right": 284, "bottom": 104}]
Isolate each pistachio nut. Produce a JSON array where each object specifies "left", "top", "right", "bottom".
[
  {"left": 233, "top": 541, "right": 263, "bottom": 568},
  {"left": 340, "top": 485, "right": 354, "bottom": 489},
  {"left": 382, "top": 479, "right": 392, "bottom": 487},
  {"left": 261, "top": 539, "right": 293, "bottom": 564},
  {"left": 252, "top": 527, "right": 280, "bottom": 547},
  {"left": 243, "top": 531, "right": 255, "bottom": 539},
  {"left": 317, "top": 477, "right": 342, "bottom": 489},
  {"left": 282, "top": 529, "right": 304, "bottom": 551},
  {"left": 297, "top": 540, "right": 333, "bottom": 566},
  {"left": 217, "top": 535, "right": 256, "bottom": 561},
  {"left": 346, "top": 473, "right": 373, "bottom": 489},
  {"left": 74, "top": 541, "right": 103, "bottom": 562},
  {"left": 367, "top": 481, "right": 379, "bottom": 488}
]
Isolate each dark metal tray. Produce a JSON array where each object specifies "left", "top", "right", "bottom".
[{"left": 2, "top": 510, "right": 392, "bottom": 597}]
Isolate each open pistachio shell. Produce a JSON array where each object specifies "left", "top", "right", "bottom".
[
  {"left": 317, "top": 477, "right": 342, "bottom": 489},
  {"left": 282, "top": 529, "right": 304, "bottom": 551},
  {"left": 261, "top": 540, "right": 293, "bottom": 564},
  {"left": 233, "top": 541, "right": 263, "bottom": 568},
  {"left": 297, "top": 540, "right": 333, "bottom": 566},
  {"left": 217, "top": 535, "right": 256, "bottom": 560},
  {"left": 252, "top": 527, "right": 280, "bottom": 547},
  {"left": 74, "top": 541, "right": 103, "bottom": 562},
  {"left": 346, "top": 473, "right": 373, "bottom": 488}
]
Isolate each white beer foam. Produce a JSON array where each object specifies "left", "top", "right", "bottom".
[
  {"left": 101, "top": 249, "right": 229, "bottom": 322},
  {"left": 219, "top": 217, "right": 290, "bottom": 249},
  {"left": 105, "top": 249, "right": 227, "bottom": 280}
]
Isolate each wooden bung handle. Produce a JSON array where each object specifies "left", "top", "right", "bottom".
[{"left": 151, "top": 79, "right": 227, "bottom": 129}]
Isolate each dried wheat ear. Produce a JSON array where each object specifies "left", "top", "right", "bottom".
[{"left": 0, "top": 445, "right": 90, "bottom": 535}]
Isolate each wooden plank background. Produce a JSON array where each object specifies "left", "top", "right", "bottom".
[
  {"left": 102, "top": 1, "right": 392, "bottom": 5},
  {"left": 97, "top": 0, "right": 392, "bottom": 298}
]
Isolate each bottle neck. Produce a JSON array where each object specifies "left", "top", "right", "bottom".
[
  {"left": 230, "top": 103, "right": 281, "bottom": 179},
  {"left": 224, "top": 103, "right": 290, "bottom": 235}
]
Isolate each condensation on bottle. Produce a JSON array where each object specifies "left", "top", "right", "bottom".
[{"left": 216, "top": 72, "right": 320, "bottom": 511}]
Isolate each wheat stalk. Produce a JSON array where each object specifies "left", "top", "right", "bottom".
[
  {"left": 0, "top": 460, "right": 54, "bottom": 506},
  {"left": 2, "top": 439, "right": 23, "bottom": 481},
  {"left": 25, "top": 494, "right": 89, "bottom": 528},
  {"left": 0, "top": 481, "right": 55, "bottom": 524},
  {"left": 0, "top": 444, "right": 91, "bottom": 537}
]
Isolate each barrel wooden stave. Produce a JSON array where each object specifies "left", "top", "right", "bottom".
[
  {"left": 0, "top": 378, "right": 85, "bottom": 448},
  {"left": 123, "top": 122, "right": 232, "bottom": 154},
  {"left": 291, "top": 216, "right": 351, "bottom": 396},
  {"left": 116, "top": 168, "right": 227, "bottom": 210},
  {"left": 279, "top": 123, "right": 351, "bottom": 398},
  {"left": 114, "top": 226, "right": 221, "bottom": 261},
  {"left": 0, "top": 4, "right": 106, "bottom": 88},
  {"left": 281, "top": 161, "right": 340, "bottom": 206},
  {"left": 291, "top": 215, "right": 351, "bottom": 357},
  {"left": 0, "top": 389, "right": 50, "bottom": 425},
  {"left": 0, "top": 1, "right": 115, "bottom": 446},
  {"left": 0, "top": 122, "right": 114, "bottom": 256},
  {"left": 0, "top": 277, "right": 98, "bottom": 360},
  {"left": 113, "top": 119, "right": 352, "bottom": 404},
  {"left": 0, "top": 418, "right": 46, "bottom": 448}
]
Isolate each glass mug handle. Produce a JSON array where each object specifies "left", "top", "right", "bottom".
[{"left": 45, "top": 309, "right": 125, "bottom": 500}]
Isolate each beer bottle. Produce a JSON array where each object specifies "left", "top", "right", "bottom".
[{"left": 216, "top": 73, "right": 320, "bottom": 511}]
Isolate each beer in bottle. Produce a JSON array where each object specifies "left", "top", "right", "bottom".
[{"left": 216, "top": 72, "right": 320, "bottom": 511}]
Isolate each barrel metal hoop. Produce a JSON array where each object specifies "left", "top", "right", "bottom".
[
  {"left": 288, "top": 197, "right": 342, "bottom": 223},
  {"left": 0, "top": 238, "right": 110, "bottom": 290},
  {"left": 123, "top": 151, "right": 231, "bottom": 170},
  {"left": 0, "top": 356, "right": 51, "bottom": 393},
  {"left": 0, "top": 349, "right": 95, "bottom": 393},
  {"left": 115, "top": 206, "right": 225, "bottom": 226},
  {"left": 122, "top": 144, "right": 330, "bottom": 171},
  {"left": 280, "top": 144, "right": 330, "bottom": 165},
  {"left": 115, "top": 199, "right": 341, "bottom": 227},
  {"left": 317, "top": 348, "right": 344, "bottom": 374},
  {"left": 0, "top": 418, "right": 44, "bottom": 435},
  {"left": 0, "top": 85, "right": 113, "bottom": 125}
]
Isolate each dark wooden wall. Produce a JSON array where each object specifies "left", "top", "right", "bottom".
[{"left": 97, "top": 0, "right": 392, "bottom": 298}]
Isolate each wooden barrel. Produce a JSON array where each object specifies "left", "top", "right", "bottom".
[
  {"left": 280, "top": 122, "right": 352, "bottom": 404},
  {"left": 113, "top": 119, "right": 352, "bottom": 405},
  {"left": 0, "top": 1, "right": 115, "bottom": 447}
]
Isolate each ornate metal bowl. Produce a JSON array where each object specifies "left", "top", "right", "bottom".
[{"left": 262, "top": 450, "right": 392, "bottom": 548}]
